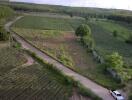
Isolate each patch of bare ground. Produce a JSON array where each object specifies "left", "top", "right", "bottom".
[
  {"left": 62, "top": 32, "right": 97, "bottom": 70},
  {"left": 10, "top": 53, "right": 34, "bottom": 72}
]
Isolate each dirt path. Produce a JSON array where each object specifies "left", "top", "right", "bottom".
[
  {"left": 9, "top": 53, "right": 34, "bottom": 73},
  {"left": 5, "top": 16, "right": 114, "bottom": 100}
]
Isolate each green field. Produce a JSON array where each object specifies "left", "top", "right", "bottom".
[
  {"left": 88, "top": 20, "right": 132, "bottom": 66},
  {"left": 13, "top": 16, "right": 84, "bottom": 31}
]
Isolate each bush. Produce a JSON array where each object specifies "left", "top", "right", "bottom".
[
  {"left": 0, "top": 5, "right": 14, "bottom": 19},
  {"left": 0, "top": 26, "right": 10, "bottom": 41},
  {"left": 105, "top": 52, "right": 124, "bottom": 69},
  {"left": 125, "top": 34, "right": 132, "bottom": 44},
  {"left": 113, "top": 30, "right": 118, "bottom": 37},
  {"left": 75, "top": 24, "right": 91, "bottom": 37}
]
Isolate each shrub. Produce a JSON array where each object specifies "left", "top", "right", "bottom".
[
  {"left": 113, "top": 30, "right": 118, "bottom": 37},
  {"left": 75, "top": 24, "right": 91, "bottom": 38},
  {"left": 0, "top": 26, "right": 10, "bottom": 41},
  {"left": 125, "top": 34, "right": 132, "bottom": 44},
  {"left": 106, "top": 52, "right": 124, "bottom": 69}
]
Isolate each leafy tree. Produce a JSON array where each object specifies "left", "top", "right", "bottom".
[
  {"left": 75, "top": 24, "right": 95, "bottom": 49},
  {"left": 75, "top": 24, "right": 91, "bottom": 37},
  {"left": 106, "top": 52, "right": 124, "bottom": 69}
]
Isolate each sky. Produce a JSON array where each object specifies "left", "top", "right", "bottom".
[{"left": 10, "top": 0, "right": 132, "bottom": 10}]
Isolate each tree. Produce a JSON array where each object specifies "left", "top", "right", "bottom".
[
  {"left": 106, "top": 52, "right": 124, "bottom": 69},
  {"left": 75, "top": 24, "right": 91, "bottom": 37},
  {"left": 75, "top": 24, "right": 95, "bottom": 49}
]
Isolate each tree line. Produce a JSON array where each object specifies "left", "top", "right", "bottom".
[
  {"left": 0, "top": 5, "right": 14, "bottom": 41},
  {"left": 107, "top": 15, "right": 132, "bottom": 24}
]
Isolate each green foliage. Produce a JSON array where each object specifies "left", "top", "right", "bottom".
[
  {"left": 0, "top": 26, "right": 10, "bottom": 41},
  {"left": 0, "top": 5, "right": 14, "bottom": 19},
  {"left": 75, "top": 24, "right": 95, "bottom": 49},
  {"left": 58, "top": 46, "right": 74, "bottom": 68},
  {"left": 106, "top": 52, "right": 123, "bottom": 69},
  {"left": 75, "top": 24, "right": 91, "bottom": 37},
  {"left": 83, "top": 35, "right": 95, "bottom": 49}
]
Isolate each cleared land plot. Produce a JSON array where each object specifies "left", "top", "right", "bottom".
[{"left": 13, "top": 16, "right": 84, "bottom": 31}]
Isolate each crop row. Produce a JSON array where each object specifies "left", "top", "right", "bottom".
[{"left": 0, "top": 64, "right": 71, "bottom": 100}]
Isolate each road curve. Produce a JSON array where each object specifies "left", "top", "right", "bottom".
[{"left": 5, "top": 16, "right": 114, "bottom": 100}]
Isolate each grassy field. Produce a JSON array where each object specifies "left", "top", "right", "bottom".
[
  {"left": 88, "top": 20, "right": 132, "bottom": 66},
  {"left": 95, "top": 20, "right": 132, "bottom": 40},
  {"left": 13, "top": 16, "right": 84, "bottom": 31},
  {"left": 0, "top": 42, "right": 27, "bottom": 76}
]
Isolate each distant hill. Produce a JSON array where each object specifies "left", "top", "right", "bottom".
[{"left": 0, "top": 1, "right": 132, "bottom": 17}]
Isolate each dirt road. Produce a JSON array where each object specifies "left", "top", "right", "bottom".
[{"left": 5, "top": 16, "right": 114, "bottom": 100}]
